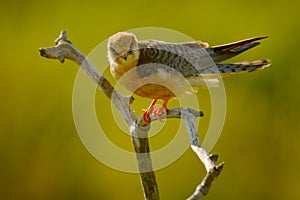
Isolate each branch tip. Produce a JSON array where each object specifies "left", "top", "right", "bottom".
[
  {"left": 39, "top": 48, "right": 47, "bottom": 57},
  {"left": 215, "top": 162, "right": 224, "bottom": 172},
  {"left": 55, "top": 30, "right": 71, "bottom": 45},
  {"left": 209, "top": 154, "right": 219, "bottom": 163},
  {"left": 128, "top": 96, "right": 135, "bottom": 104},
  {"left": 58, "top": 55, "right": 65, "bottom": 63}
]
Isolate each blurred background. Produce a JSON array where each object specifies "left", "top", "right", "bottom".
[{"left": 1, "top": 0, "right": 299, "bottom": 199}]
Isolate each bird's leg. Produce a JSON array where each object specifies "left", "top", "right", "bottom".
[
  {"left": 152, "top": 98, "right": 169, "bottom": 122},
  {"left": 142, "top": 99, "right": 158, "bottom": 124}
]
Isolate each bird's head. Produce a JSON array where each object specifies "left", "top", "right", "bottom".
[{"left": 107, "top": 32, "right": 139, "bottom": 66}]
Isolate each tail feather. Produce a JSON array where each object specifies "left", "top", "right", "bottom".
[
  {"left": 206, "top": 36, "right": 268, "bottom": 63},
  {"left": 201, "top": 59, "right": 271, "bottom": 75},
  {"left": 188, "top": 59, "right": 270, "bottom": 88}
]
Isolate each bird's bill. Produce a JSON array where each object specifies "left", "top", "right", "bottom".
[{"left": 119, "top": 50, "right": 128, "bottom": 61}]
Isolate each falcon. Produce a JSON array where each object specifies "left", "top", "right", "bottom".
[{"left": 107, "top": 32, "right": 270, "bottom": 124}]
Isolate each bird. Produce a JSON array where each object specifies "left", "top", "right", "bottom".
[{"left": 107, "top": 32, "right": 270, "bottom": 124}]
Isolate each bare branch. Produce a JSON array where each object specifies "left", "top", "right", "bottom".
[
  {"left": 181, "top": 109, "right": 224, "bottom": 200},
  {"left": 136, "top": 108, "right": 204, "bottom": 127},
  {"left": 39, "top": 30, "right": 223, "bottom": 200},
  {"left": 40, "top": 30, "right": 159, "bottom": 200}
]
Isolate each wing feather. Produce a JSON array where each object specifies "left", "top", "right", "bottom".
[{"left": 136, "top": 40, "right": 215, "bottom": 78}]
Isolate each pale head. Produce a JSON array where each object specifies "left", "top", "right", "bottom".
[{"left": 107, "top": 32, "right": 139, "bottom": 65}]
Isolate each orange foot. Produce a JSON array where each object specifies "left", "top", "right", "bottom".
[
  {"left": 142, "top": 99, "right": 157, "bottom": 124},
  {"left": 152, "top": 106, "right": 167, "bottom": 122},
  {"left": 142, "top": 98, "right": 169, "bottom": 124}
]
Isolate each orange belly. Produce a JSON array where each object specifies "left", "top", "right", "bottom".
[{"left": 133, "top": 84, "right": 175, "bottom": 100}]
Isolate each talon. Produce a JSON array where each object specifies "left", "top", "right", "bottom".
[
  {"left": 142, "top": 99, "right": 157, "bottom": 124},
  {"left": 153, "top": 107, "right": 167, "bottom": 122},
  {"left": 141, "top": 98, "right": 170, "bottom": 124}
]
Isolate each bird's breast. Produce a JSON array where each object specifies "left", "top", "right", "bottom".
[{"left": 114, "top": 63, "right": 194, "bottom": 100}]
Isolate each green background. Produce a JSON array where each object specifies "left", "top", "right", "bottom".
[{"left": 1, "top": 0, "right": 299, "bottom": 199}]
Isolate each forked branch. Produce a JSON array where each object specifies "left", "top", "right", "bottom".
[{"left": 39, "top": 30, "right": 223, "bottom": 200}]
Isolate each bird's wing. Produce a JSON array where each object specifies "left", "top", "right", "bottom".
[
  {"left": 136, "top": 40, "right": 215, "bottom": 78},
  {"left": 135, "top": 37, "right": 269, "bottom": 88},
  {"left": 136, "top": 36, "right": 268, "bottom": 76}
]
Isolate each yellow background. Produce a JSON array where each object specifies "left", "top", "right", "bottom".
[{"left": 1, "top": 0, "right": 299, "bottom": 199}]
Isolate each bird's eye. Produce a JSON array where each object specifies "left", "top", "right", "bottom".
[
  {"left": 110, "top": 47, "right": 119, "bottom": 56},
  {"left": 128, "top": 42, "right": 134, "bottom": 53}
]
